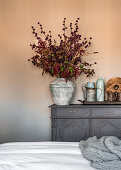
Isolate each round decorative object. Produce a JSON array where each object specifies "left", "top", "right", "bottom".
[
  {"left": 106, "top": 77, "right": 121, "bottom": 93},
  {"left": 50, "top": 78, "right": 75, "bottom": 105},
  {"left": 106, "top": 77, "right": 121, "bottom": 101}
]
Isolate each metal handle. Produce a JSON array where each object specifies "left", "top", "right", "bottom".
[
  {"left": 82, "top": 83, "right": 87, "bottom": 101},
  {"left": 69, "top": 110, "right": 75, "bottom": 113}
]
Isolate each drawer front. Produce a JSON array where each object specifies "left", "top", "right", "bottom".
[
  {"left": 55, "top": 119, "right": 89, "bottom": 142},
  {"left": 92, "top": 108, "right": 121, "bottom": 118},
  {"left": 56, "top": 108, "right": 90, "bottom": 118},
  {"left": 92, "top": 119, "right": 121, "bottom": 138}
]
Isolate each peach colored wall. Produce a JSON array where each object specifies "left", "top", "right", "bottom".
[{"left": 0, "top": 0, "right": 121, "bottom": 142}]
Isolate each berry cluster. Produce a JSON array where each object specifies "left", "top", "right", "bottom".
[{"left": 29, "top": 18, "right": 97, "bottom": 80}]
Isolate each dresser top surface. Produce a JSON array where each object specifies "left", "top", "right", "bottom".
[{"left": 49, "top": 104, "right": 121, "bottom": 108}]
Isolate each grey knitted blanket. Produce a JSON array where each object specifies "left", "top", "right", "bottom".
[{"left": 79, "top": 136, "right": 121, "bottom": 170}]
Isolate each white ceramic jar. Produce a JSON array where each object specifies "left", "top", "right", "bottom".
[
  {"left": 50, "top": 78, "right": 75, "bottom": 105},
  {"left": 96, "top": 77, "right": 105, "bottom": 101}
]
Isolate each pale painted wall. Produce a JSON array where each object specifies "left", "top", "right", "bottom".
[{"left": 0, "top": 0, "right": 121, "bottom": 142}]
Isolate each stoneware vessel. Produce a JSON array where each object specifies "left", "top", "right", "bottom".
[
  {"left": 82, "top": 82, "right": 96, "bottom": 101},
  {"left": 50, "top": 78, "right": 75, "bottom": 105},
  {"left": 96, "top": 77, "right": 105, "bottom": 101}
]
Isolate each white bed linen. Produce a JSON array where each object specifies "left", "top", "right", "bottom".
[{"left": 0, "top": 142, "right": 94, "bottom": 170}]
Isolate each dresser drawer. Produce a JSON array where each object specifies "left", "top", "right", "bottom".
[
  {"left": 50, "top": 104, "right": 121, "bottom": 141},
  {"left": 56, "top": 108, "right": 90, "bottom": 118},
  {"left": 92, "top": 108, "right": 121, "bottom": 118}
]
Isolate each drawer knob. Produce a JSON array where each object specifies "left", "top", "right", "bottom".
[{"left": 69, "top": 110, "right": 75, "bottom": 113}]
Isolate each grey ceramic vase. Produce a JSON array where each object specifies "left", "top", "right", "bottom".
[{"left": 50, "top": 78, "right": 75, "bottom": 105}]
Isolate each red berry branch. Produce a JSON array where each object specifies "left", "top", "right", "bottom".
[{"left": 29, "top": 18, "right": 97, "bottom": 80}]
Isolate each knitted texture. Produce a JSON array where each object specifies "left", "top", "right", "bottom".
[{"left": 79, "top": 136, "right": 121, "bottom": 170}]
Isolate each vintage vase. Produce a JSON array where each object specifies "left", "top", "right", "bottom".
[
  {"left": 96, "top": 77, "right": 105, "bottom": 101},
  {"left": 50, "top": 78, "right": 75, "bottom": 105},
  {"left": 82, "top": 82, "right": 96, "bottom": 102}
]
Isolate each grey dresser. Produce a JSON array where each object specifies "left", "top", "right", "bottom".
[{"left": 50, "top": 104, "right": 121, "bottom": 142}]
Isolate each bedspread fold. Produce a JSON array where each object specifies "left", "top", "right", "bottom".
[
  {"left": 0, "top": 142, "right": 94, "bottom": 170},
  {"left": 80, "top": 136, "right": 121, "bottom": 170}
]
